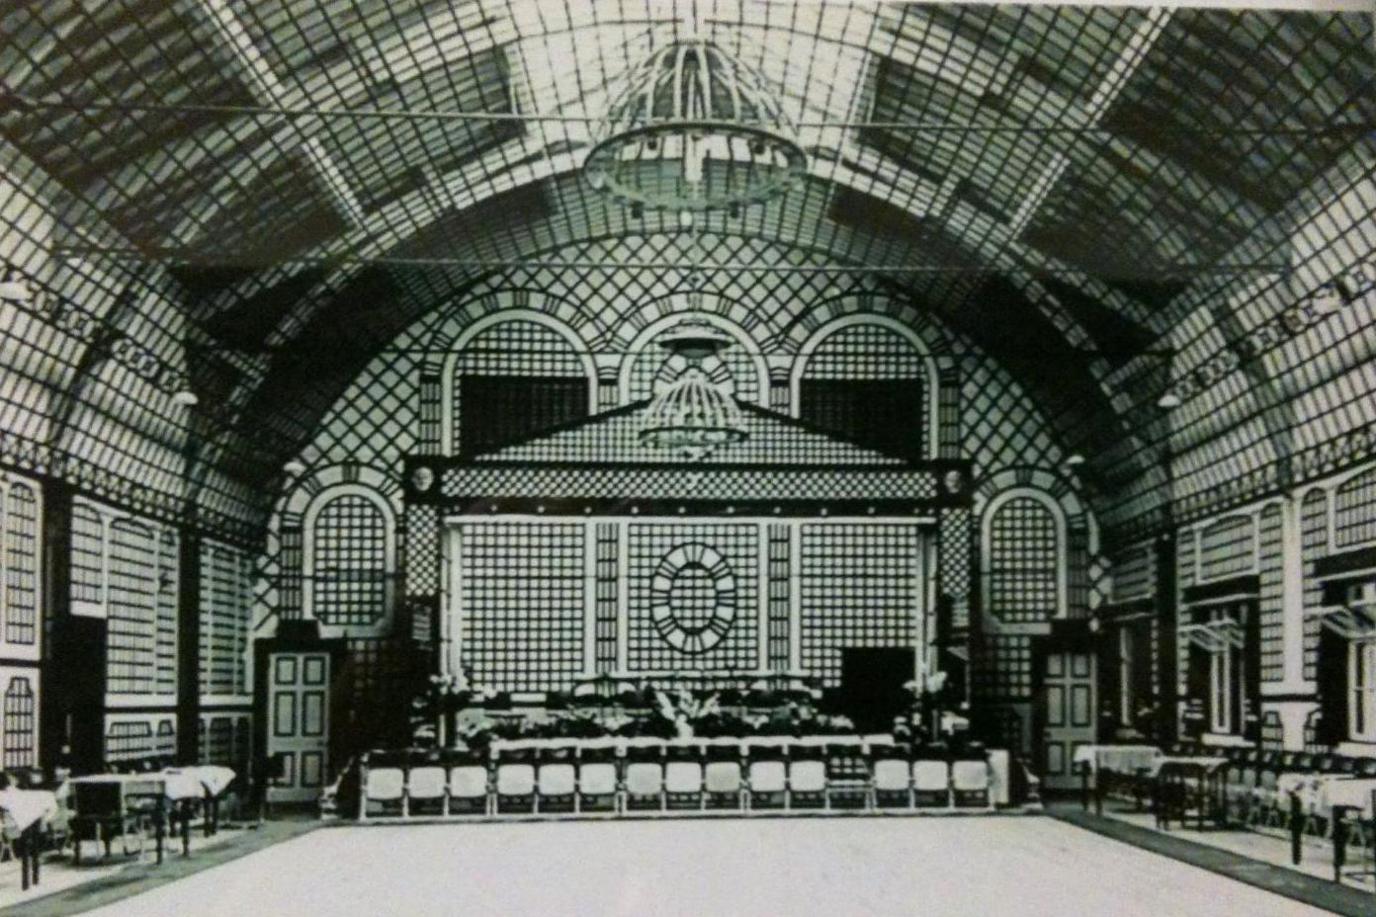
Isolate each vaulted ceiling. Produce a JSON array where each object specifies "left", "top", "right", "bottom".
[{"left": 1, "top": 1, "right": 1373, "bottom": 512}]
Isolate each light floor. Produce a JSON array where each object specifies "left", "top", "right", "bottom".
[{"left": 85, "top": 816, "right": 1326, "bottom": 917}]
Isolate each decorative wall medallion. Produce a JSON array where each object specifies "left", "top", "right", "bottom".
[
  {"left": 410, "top": 465, "right": 435, "bottom": 493},
  {"left": 943, "top": 469, "right": 964, "bottom": 495},
  {"left": 649, "top": 543, "right": 737, "bottom": 653}
]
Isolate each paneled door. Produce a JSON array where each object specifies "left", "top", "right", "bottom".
[
  {"left": 1041, "top": 651, "right": 1096, "bottom": 791},
  {"left": 266, "top": 652, "right": 329, "bottom": 803}
]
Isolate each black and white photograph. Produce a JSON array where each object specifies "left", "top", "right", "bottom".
[{"left": 0, "top": 0, "right": 1373, "bottom": 913}]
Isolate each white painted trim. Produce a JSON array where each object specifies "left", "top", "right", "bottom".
[
  {"left": 980, "top": 488, "right": 1069, "bottom": 620},
  {"left": 439, "top": 309, "right": 597, "bottom": 456},
  {"left": 757, "top": 522, "right": 769, "bottom": 671},
  {"left": 444, "top": 514, "right": 939, "bottom": 527},
  {"left": 582, "top": 519, "right": 597, "bottom": 677},
  {"left": 615, "top": 311, "right": 770, "bottom": 408},
  {"left": 789, "top": 313, "right": 941, "bottom": 460}
]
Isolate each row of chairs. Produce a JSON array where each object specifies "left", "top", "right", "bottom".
[{"left": 355, "top": 743, "right": 995, "bottom": 819}]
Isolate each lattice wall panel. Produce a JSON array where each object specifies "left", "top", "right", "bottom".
[
  {"left": 799, "top": 524, "right": 922, "bottom": 687},
  {"left": 1198, "top": 514, "right": 1257, "bottom": 581},
  {"left": 404, "top": 503, "right": 440, "bottom": 597},
  {"left": 1301, "top": 488, "right": 1329, "bottom": 683},
  {"left": 1258, "top": 504, "right": 1284, "bottom": 684},
  {"left": 987, "top": 497, "right": 1060, "bottom": 623},
  {"left": 1334, "top": 466, "right": 1376, "bottom": 549},
  {"left": 458, "top": 523, "right": 584, "bottom": 692},
  {"left": 626, "top": 524, "right": 759, "bottom": 673},
  {"left": 938, "top": 508, "right": 973, "bottom": 631},
  {"left": 199, "top": 540, "right": 252, "bottom": 697},
  {"left": 3, "top": 480, "right": 39, "bottom": 647},
  {"left": 311, "top": 494, "right": 387, "bottom": 626}
]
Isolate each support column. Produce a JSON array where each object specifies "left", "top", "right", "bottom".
[
  {"left": 1154, "top": 531, "right": 1179, "bottom": 746},
  {"left": 176, "top": 530, "right": 201, "bottom": 764}
]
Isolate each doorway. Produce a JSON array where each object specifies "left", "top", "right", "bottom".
[
  {"left": 1041, "top": 650, "right": 1096, "bottom": 791},
  {"left": 838, "top": 647, "right": 915, "bottom": 733},
  {"left": 266, "top": 652, "right": 330, "bottom": 804}
]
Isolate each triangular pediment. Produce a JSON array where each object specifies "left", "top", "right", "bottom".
[{"left": 469, "top": 401, "right": 911, "bottom": 467}]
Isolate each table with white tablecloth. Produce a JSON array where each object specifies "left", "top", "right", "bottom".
[
  {"left": 1, "top": 787, "right": 61, "bottom": 890},
  {"left": 1071, "top": 745, "right": 1163, "bottom": 782}
]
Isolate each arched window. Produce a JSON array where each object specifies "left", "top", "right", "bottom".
[
  {"left": 306, "top": 489, "right": 393, "bottom": 626},
  {"left": 3, "top": 482, "right": 38, "bottom": 646},
  {"left": 794, "top": 318, "right": 935, "bottom": 459},
  {"left": 984, "top": 491, "right": 1065, "bottom": 623},
  {"left": 3, "top": 677, "right": 35, "bottom": 768},
  {"left": 444, "top": 317, "right": 592, "bottom": 455}
]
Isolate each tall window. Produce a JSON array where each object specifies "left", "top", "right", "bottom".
[
  {"left": 2, "top": 479, "right": 39, "bottom": 647},
  {"left": 1350, "top": 639, "right": 1376, "bottom": 742},
  {"left": 1119, "top": 627, "right": 1134, "bottom": 727},
  {"left": 2, "top": 677, "right": 35, "bottom": 768},
  {"left": 309, "top": 492, "right": 390, "bottom": 626},
  {"left": 1210, "top": 640, "right": 1233, "bottom": 734},
  {"left": 985, "top": 493, "right": 1063, "bottom": 623}
]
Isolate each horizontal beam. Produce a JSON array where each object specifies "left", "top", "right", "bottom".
[
  {"left": 9, "top": 94, "right": 1370, "bottom": 137},
  {"left": 51, "top": 247, "right": 1293, "bottom": 276}
]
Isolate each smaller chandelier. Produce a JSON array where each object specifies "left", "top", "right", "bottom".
[
  {"left": 584, "top": 38, "right": 807, "bottom": 212},
  {"left": 639, "top": 321, "right": 748, "bottom": 460}
]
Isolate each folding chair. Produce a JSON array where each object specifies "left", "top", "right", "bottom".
[
  {"left": 745, "top": 742, "right": 787, "bottom": 811},
  {"left": 406, "top": 762, "right": 448, "bottom": 817},
  {"left": 704, "top": 744, "right": 745, "bottom": 811},
  {"left": 912, "top": 756, "right": 951, "bottom": 809},
  {"left": 787, "top": 746, "right": 827, "bottom": 810},
  {"left": 952, "top": 757, "right": 992, "bottom": 809},
  {"left": 664, "top": 745, "right": 704, "bottom": 810},
  {"left": 536, "top": 747, "right": 577, "bottom": 815},
  {"left": 362, "top": 756, "right": 406, "bottom": 819},
  {"left": 447, "top": 754, "right": 490, "bottom": 816},
  {"left": 495, "top": 748, "right": 537, "bottom": 814},
  {"left": 872, "top": 744, "right": 913, "bottom": 809},
  {"left": 576, "top": 746, "right": 619, "bottom": 814},
  {"left": 624, "top": 745, "right": 665, "bottom": 812}
]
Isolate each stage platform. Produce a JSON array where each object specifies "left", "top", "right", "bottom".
[{"left": 81, "top": 816, "right": 1327, "bottom": 916}]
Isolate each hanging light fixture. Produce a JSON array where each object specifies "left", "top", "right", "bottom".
[
  {"left": 639, "top": 320, "right": 748, "bottom": 460},
  {"left": 584, "top": 37, "right": 807, "bottom": 212}
]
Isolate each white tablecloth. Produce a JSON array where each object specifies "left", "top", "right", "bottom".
[
  {"left": 0, "top": 788, "right": 59, "bottom": 833},
  {"left": 1071, "top": 745, "right": 1162, "bottom": 776},
  {"left": 163, "top": 766, "right": 236, "bottom": 797},
  {"left": 1150, "top": 756, "right": 1230, "bottom": 777},
  {"left": 1326, "top": 778, "right": 1376, "bottom": 816}
]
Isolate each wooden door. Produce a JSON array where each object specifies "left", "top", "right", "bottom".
[
  {"left": 1042, "top": 651, "right": 1096, "bottom": 791},
  {"left": 266, "top": 652, "right": 329, "bottom": 803}
]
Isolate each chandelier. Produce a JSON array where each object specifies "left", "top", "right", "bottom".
[
  {"left": 639, "top": 321, "right": 748, "bottom": 460},
  {"left": 584, "top": 38, "right": 807, "bottom": 212}
]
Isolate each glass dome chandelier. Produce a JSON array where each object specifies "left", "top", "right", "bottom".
[
  {"left": 583, "top": 37, "right": 807, "bottom": 212},
  {"left": 639, "top": 320, "right": 748, "bottom": 460}
]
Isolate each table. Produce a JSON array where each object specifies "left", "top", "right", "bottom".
[
  {"left": 70, "top": 774, "right": 168, "bottom": 865},
  {"left": 1072, "top": 745, "right": 1162, "bottom": 812},
  {"left": 1151, "top": 757, "right": 1230, "bottom": 829},
  {"left": 1323, "top": 779, "right": 1376, "bottom": 883},
  {"left": 0, "top": 787, "right": 59, "bottom": 890}
]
